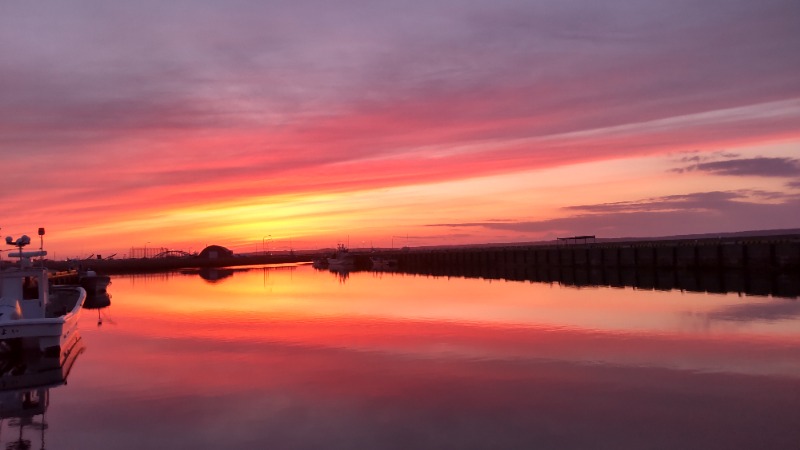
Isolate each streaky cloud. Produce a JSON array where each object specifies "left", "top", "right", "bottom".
[
  {"left": 673, "top": 157, "right": 800, "bottom": 177},
  {"left": 429, "top": 191, "right": 800, "bottom": 238}
]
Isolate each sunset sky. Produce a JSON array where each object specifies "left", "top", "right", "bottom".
[{"left": 2, "top": 0, "right": 799, "bottom": 258}]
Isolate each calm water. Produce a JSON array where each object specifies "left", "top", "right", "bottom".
[{"left": 4, "top": 264, "right": 799, "bottom": 449}]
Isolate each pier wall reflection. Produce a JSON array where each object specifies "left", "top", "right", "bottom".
[
  {"left": 390, "top": 264, "right": 799, "bottom": 299},
  {"left": 390, "top": 238, "right": 800, "bottom": 298}
]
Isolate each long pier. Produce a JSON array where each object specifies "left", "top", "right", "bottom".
[
  {"left": 392, "top": 235, "right": 800, "bottom": 272},
  {"left": 376, "top": 235, "right": 800, "bottom": 298}
]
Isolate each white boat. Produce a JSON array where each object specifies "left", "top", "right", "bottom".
[
  {"left": 0, "top": 235, "right": 85, "bottom": 354},
  {"left": 327, "top": 244, "right": 355, "bottom": 270}
]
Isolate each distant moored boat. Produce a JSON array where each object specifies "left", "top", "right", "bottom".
[{"left": 327, "top": 244, "right": 355, "bottom": 271}]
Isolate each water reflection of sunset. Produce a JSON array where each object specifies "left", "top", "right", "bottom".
[
  {"left": 54, "top": 266, "right": 800, "bottom": 449},
  {"left": 111, "top": 267, "right": 800, "bottom": 337},
  {"left": 90, "top": 266, "right": 800, "bottom": 380}
]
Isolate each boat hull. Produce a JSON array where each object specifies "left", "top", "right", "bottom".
[
  {"left": 327, "top": 258, "right": 354, "bottom": 270},
  {"left": 80, "top": 275, "right": 111, "bottom": 293},
  {"left": 0, "top": 287, "right": 85, "bottom": 354}
]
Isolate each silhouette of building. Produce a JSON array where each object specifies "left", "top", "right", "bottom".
[{"left": 198, "top": 245, "right": 233, "bottom": 259}]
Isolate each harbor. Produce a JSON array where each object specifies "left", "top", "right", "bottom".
[
  {"left": 5, "top": 0, "right": 800, "bottom": 446},
  {"left": 35, "top": 232, "right": 800, "bottom": 273},
  {"left": 1, "top": 229, "right": 799, "bottom": 449},
  {"left": 40, "top": 232, "right": 800, "bottom": 298}
]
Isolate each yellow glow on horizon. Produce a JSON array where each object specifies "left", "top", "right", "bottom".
[{"left": 44, "top": 136, "right": 800, "bottom": 257}]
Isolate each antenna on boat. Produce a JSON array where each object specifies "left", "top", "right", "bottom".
[
  {"left": 5, "top": 235, "right": 46, "bottom": 268},
  {"left": 38, "top": 228, "right": 45, "bottom": 267},
  {"left": 7, "top": 235, "right": 30, "bottom": 254}
]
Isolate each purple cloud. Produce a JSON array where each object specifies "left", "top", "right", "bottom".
[
  {"left": 429, "top": 191, "right": 800, "bottom": 238},
  {"left": 2, "top": 0, "right": 799, "bottom": 147},
  {"left": 674, "top": 157, "right": 800, "bottom": 177}
]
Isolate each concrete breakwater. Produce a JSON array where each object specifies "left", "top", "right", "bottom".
[
  {"left": 383, "top": 235, "right": 800, "bottom": 298},
  {"left": 393, "top": 235, "right": 800, "bottom": 271},
  {"left": 386, "top": 262, "right": 799, "bottom": 299}
]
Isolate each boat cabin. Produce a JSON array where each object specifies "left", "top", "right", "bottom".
[{"left": 0, "top": 251, "right": 50, "bottom": 321}]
